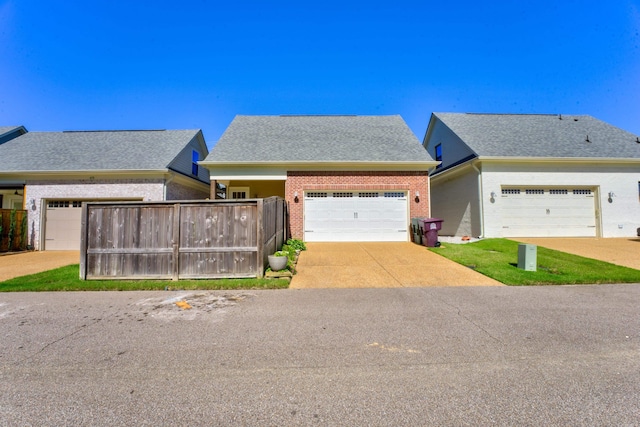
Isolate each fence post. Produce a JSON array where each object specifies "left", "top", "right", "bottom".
[
  {"left": 256, "top": 199, "right": 264, "bottom": 278},
  {"left": 172, "top": 203, "right": 180, "bottom": 281},
  {"left": 79, "top": 203, "right": 88, "bottom": 279}
]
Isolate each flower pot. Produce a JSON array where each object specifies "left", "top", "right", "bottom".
[{"left": 268, "top": 255, "right": 288, "bottom": 271}]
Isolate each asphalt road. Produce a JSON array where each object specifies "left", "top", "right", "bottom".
[{"left": 1, "top": 285, "right": 639, "bottom": 426}]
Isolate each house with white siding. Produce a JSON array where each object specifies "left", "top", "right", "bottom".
[{"left": 422, "top": 113, "right": 640, "bottom": 238}]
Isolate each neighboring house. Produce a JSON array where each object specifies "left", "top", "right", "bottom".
[
  {"left": 422, "top": 113, "right": 640, "bottom": 238},
  {"left": 0, "top": 128, "right": 210, "bottom": 250},
  {"left": 201, "top": 115, "right": 437, "bottom": 242}
]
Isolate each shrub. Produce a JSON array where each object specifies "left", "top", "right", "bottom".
[{"left": 286, "top": 238, "right": 306, "bottom": 251}]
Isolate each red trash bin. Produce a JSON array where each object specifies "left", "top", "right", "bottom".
[{"left": 418, "top": 218, "right": 444, "bottom": 247}]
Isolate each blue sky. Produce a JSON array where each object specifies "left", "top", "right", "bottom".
[{"left": 1, "top": 0, "right": 639, "bottom": 148}]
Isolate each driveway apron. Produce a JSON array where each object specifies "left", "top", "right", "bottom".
[
  {"left": 0, "top": 251, "right": 80, "bottom": 282},
  {"left": 513, "top": 237, "right": 640, "bottom": 270},
  {"left": 290, "top": 242, "right": 502, "bottom": 289}
]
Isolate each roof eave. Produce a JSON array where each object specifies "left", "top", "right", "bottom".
[
  {"left": 0, "top": 169, "right": 171, "bottom": 177},
  {"left": 477, "top": 156, "right": 640, "bottom": 164},
  {"left": 200, "top": 160, "right": 437, "bottom": 169}
]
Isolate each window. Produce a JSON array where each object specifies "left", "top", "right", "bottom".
[
  {"left": 435, "top": 144, "right": 442, "bottom": 168},
  {"left": 502, "top": 189, "right": 521, "bottom": 195},
  {"left": 228, "top": 187, "right": 249, "bottom": 199},
  {"left": 191, "top": 150, "right": 199, "bottom": 176}
]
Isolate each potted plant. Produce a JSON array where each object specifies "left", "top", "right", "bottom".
[{"left": 268, "top": 250, "right": 289, "bottom": 271}]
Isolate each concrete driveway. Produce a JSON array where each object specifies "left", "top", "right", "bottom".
[
  {"left": 0, "top": 251, "right": 80, "bottom": 282},
  {"left": 513, "top": 238, "right": 640, "bottom": 270},
  {"left": 290, "top": 242, "right": 502, "bottom": 288}
]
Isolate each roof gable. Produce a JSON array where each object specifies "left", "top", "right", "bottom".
[
  {"left": 433, "top": 113, "right": 640, "bottom": 159},
  {"left": 205, "top": 115, "right": 434, "bottom": 163},
  {"left": 0, "top": 129, "right": 204, "bottom": 172}
]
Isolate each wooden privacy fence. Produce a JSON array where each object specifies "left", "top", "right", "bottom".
[
  {"left": 0, "top": 209, "right": 28, "bottom": 252},
  {"left": 80, "top": 197, "right": 287, "bottom": 280}
]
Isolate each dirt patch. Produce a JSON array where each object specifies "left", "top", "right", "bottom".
[
  {"left": 134, "top": 292, "right": 254, "bottom": 321},
  {"left": 0, "top": 251, "right": 80, "bottom": 282}
]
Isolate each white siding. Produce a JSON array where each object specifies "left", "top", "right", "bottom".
[
  {"left": 481, "top": 163, "right": 640, "bottom": 238},
  {"left": 423, "top": 119, "right": 475, "bottom": 170},
  {"left": 431, "top": 167, "right": 481, "bottom": 237},
  {"left": 167, "top": 134, "right": 210, "bottom": 183}
]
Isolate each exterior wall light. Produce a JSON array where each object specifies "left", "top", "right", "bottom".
[
  {"left": 414, "top": 191, "right": 420, "bottom": 202},
  {"left": 294, "top": 191, "right": 299, "bottom": 203}
]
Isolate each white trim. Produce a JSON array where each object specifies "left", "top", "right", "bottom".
[{"left": 201, "top": 161, "right": 436, "bottom": 171}]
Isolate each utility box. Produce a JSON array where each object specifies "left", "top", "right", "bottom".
[{"left": 518, "top": 244, "right": 537, "bottom": 271}]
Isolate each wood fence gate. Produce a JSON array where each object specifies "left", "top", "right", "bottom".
[
  {"left": 80, "top": 198, "right": 287, "bottom": 280},
  {"left": 0, "top": 209, "right": 28, "bottom": 252}
]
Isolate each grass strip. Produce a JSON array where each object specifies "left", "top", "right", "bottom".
[
  {"left": 429, "top": 238, "right": 640, "bottom": 285},
  {"left": 0, "top": 264, "right": 290, "bottom": 292}
]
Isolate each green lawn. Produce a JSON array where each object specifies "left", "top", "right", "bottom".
[
  {"left": 429, "top": 238, "right": 640, "bottom": 285},
  {"left": 0, "top": 264, "right": 290, "bottom": 292}
]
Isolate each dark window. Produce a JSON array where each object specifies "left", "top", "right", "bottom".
[
  {"left": 435, "top": 144, "right": 442, "bottom": 168},
  {"left": 191, "top": 150, "right": 199, "bottom": 176}
]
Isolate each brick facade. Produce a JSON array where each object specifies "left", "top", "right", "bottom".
[{"left": 285, "top": 171, "right": 430, "bottom": 239}]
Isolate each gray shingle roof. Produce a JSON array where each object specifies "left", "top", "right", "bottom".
[
  {"left": 0, "top": 126, "right": 24, "bottom": 136},
  {"left": 205, "top": 115, "right": 433, "bottom": 163},
  {"left": 0, "top": 129, "right": 202, "bottom": 172},
  {"left": 434, "top": 113, "right": 640, "bottom": 159}
]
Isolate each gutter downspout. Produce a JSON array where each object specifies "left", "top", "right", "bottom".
[
  {"left": 471, "top": 161, "right": 485, "bottom": 238},
  {"left": 427, "top": 166, "right": 437, "bottom": 217}
]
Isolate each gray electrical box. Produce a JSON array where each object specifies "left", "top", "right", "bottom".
[{"left": 518, "top": 244, "right": 537, "bottom": 271}]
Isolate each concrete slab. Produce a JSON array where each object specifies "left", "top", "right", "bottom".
[
  {"left": 290, "top": 242, "right": 502, "bottom": 288},
  {"left": 513, "top": 238, "right": 640, "bottom": 270},
  {"left": 0, "top": 251, "right": 80, "bottom": 281}
]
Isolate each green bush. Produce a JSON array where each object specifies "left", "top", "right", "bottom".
[{"left": 286, "top": 238, "right": 306, "bottom": 251}]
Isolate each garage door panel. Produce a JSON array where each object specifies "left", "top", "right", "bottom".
[
  {"left": 501, "top": 188, "right": 596, "bottom": 237},
  {"left": 45, "top": 203, "right": 83, "bottom": 250},
  {"left": 304, "top": 191, "right": 408, "bottom": 242}
]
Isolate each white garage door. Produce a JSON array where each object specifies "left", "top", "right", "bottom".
[
  {"left": 304, "top": 191, "right": 408, "bottom": 242},
  {"left": 44, "top": 200, "right": 84, "bottom": 250},
  {"left": 500, "top": 188, "right": 597, "bottom": 237}
]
